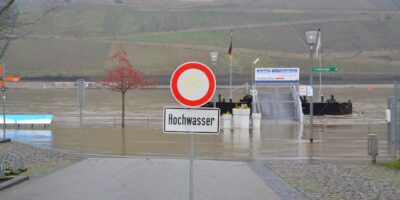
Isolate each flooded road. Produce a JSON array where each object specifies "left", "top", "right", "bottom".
[
  {"left": 2, "top": 85, "right": 393, "bottom": 160},
  {"left": 5, "top": 121, "right": 390, "bottom": 160}
]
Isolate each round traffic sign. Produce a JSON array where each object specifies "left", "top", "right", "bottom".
[{"left": 170, "top": 62, "right": 216, "bottom": 107}]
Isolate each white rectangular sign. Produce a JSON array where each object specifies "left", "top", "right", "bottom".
[
  {"left": 306, "top": 85, "right": 313, "bottom": 97},
  {"left": 163, "top": 107, "right": 220, "bottom": 134},
  {"left": 255, "top": 68, "right": 299, "bottom": 83},
  {"left": 299, "top": 85, "right": 307, "bottom": 96}
]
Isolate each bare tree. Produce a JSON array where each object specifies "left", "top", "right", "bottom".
[
  {"left": 100, "top": 45, "right": 154, "bottom": 128},
  {"left": 0, "top": 0, "right": 17, "bottom": 60},
  {"left": 0, "top": 0, "right": 55, "bottom": 60},
  {"left": 0, "top": 0, "right": 17, "bottom": 32},
  {"left": 0, "top": 0, "right": 14, "bottom": 16}
]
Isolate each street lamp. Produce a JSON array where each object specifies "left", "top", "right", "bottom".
[
  {"left": 252, "top": 58, "right": 260, "bottom": 88},
  {"left": 0, "top": 32, "right": 17, "bottom": 143},
  {"left": 1, "top": 84, "right": 5, "bottom": 142},
  {"left": 306, "top": 31, "right": 318, "bottom": 143},
  {"left": 250, "top": 58, "right": 260, "bottom": 114},
  {"left": 210, "top": 52, "right": 219, "bottom": 107},
  {"left": 210, "top": 52, "right": 218, "bottom": 66}
]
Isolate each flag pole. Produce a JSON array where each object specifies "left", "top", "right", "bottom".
[
  {"left": 1, "top": 64, "right": 5, "bottom": 141},
  {"left": 229, "top": 55, "right": 233, "bottom": 100},
  {"left": 228, "top": 30, "right": 233, "bottom": 100},
  {"left": 319, "top": 51, "right": 322, "bottom": 102},
  {"left": 316, "top": 29, "right": 322, "bottom": 102}
]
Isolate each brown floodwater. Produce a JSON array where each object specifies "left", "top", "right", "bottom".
[{"left": 2, "top": 86, "right": 394, "bottom": 160}]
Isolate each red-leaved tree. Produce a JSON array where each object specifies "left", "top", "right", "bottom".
[{"left": 100, "top": 45, "right": 153, "bottom": 128}]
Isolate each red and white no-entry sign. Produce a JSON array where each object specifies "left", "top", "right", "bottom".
[{"left": 170, "top": 62, "right": 216, "bottom": 107}]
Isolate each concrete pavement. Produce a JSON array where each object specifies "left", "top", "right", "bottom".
[{"left": 0, "top": 158, "right": 280, "bottom": 200}]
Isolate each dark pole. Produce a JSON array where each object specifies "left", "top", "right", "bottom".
[
  {"left": 309, "top": 45, "right": 314, "bottom": 143},
  {"left": 2, "top": 64, "right": 5, "bottom": 141},
  {"left": 2, "top": 89, "right": 5, "bottom": 140},
  {"left": 0, "top": 30, "right": 15, "bottom": 142},
  {"left": 77, "top": 79, "right": 85, "bottom": 128}
]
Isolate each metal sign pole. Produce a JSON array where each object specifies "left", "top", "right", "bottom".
[
  {"left": 2, "top": 63, "right": 6, "bottom": 141},
  {"left": 309, "top": 46, "right": 314, "bottom": 143},
  {"left": 189, "top": 133, "right": 194, "bottom": 200},
  {"left": 164, "top": 109, "right": 220, "bottom": 200},
  {"left": 2, "top": 91, "right": 5, "bottom": 140},
  {"left": 394, "top": 81, "right": 398, "bottom": 159},
  {"left": 319, "top": 53, "right": 322, "bottom": 102},
  {"left": 77, "top": 79, "right": 85, "bottom": 128},
  {"left": 229, "top": 57, "right": 233, "bottom": 100}
]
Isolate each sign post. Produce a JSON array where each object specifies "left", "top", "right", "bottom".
[
  {"left": 312, "top": 66, "right": 339, "bottom": 102},
  {"left": 1, "top": 64, "right": 5, "bottom": 142},
  {"left": 189, "top": 132, "right": 194, "bottom": 200},
  {"left": 0, "top": 63, "right": 21, "bottom": 143},
  {"left": 165, "top": 62, "right": 218, "bottom": 200},
  {"left": 77, "top": 79, "right": 85, "bottom": 128}
]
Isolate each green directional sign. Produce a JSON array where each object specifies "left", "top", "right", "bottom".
[{"left": 312, "top": 66, "right": 338, "bottom": 72}]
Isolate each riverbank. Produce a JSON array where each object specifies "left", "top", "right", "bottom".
[{"left": 0, "top": 142, "right": 83, "bottom": 178}]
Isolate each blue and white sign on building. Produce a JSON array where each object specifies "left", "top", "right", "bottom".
[{"left": 255, "top": 68, "right": 299, "bottom": 83}]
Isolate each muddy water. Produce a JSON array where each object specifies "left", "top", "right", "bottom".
[
  {"left": 2, "top": 86, "right": 394, "bottom": 160},
  {"left": 6, "top": 121, "right": 389, "bottom": 160}
]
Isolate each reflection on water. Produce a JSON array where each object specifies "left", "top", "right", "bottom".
[
  {"left": 1, "top": 87, "right": 392, "bottom": 160},
  {"left": 3, "top": 119, "right": 390, "bottom": 160},
  {"left": 5, "top": 129, "right": 53, "bottom": 148}
]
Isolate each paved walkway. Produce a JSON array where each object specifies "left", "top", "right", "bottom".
[{"left": 0, "top": 158, "right": 280, "bottom": 200}]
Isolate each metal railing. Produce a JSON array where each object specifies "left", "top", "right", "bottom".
[
  {"left": 388, "top": 81, "right": 400, "bottom": 160},
  {"left": 291, "top": 85, "right": 304, "bottom": 122},
  {"left": 52, "top": 115, "right": 163, "bottom": 128}
]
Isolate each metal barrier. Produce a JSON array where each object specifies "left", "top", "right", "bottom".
[
  {"left": 0, "top": 152, "right": 25, "bottom": 175},
  {"left": 291, "top": 85, "right": 304, "bottom": 122},
  {"left": 388, "top": 81, "right": 400, "bottom": 160},
  {"left": 53, "top": 115, "right": 163, "bottom": 128},
  {"left": 368, "top": 134, "right": 378, "bottom": 164}
]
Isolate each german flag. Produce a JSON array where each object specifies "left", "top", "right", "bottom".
[{"left": 228, "top": 30, "right": 233, "bottom": 59}]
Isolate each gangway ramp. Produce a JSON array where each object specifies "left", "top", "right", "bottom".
[
  {"left": 256, "top": 85, "right": 302, "bottom": 121},
  {"left": 259, "top": 93, "right": 295, "bottom": 119}
]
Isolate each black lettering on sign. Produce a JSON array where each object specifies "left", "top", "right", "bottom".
[{"left": 168, "top": 113, "right": 215, "bottom": 126}]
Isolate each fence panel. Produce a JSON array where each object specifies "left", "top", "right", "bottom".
[{"left": 389, "top": 81, "right": 400, "bottom": 159}]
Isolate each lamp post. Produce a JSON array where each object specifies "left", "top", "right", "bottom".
[
  {"left": 0, "top": 63, "right": 6, "bottom": 142},
  {"left": 210, "top": 52, "right": 218, "bottom": 67},
  {"left": 0, "top": 31, "right": 17, "bottom": 143},
  {"left": 1, "top": 84, "right": 5, "bottom": 142},
  {"left": 210, "top": 52, "right": 219, "bottom": 107},
  {"left": 306, "top": 31, "right": 318, "bottom": 143},
  {"left": 251, "top": 58, "right": 260, "bottom": 114},
  {"left": 252, "top": 58, "right": 260, "bottom": 88}
]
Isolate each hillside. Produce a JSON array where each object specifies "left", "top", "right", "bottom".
[{"left": 2, "top": 0, "right": 400, "bottom": 83}]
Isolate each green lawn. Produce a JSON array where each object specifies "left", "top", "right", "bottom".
[
  {"left": 123, "top": 26, "right": 306, "bottom": 53},
  {"left": 123, "top": 19, "right": 400, "bottom": 53},
  {"left": 25, "top": 3, "right": 337, "bottom": 37},
  {"left": 3, "top": 39, "right": 111, "bottom": 77},
  {"left": 384, "top": 19, "right": 400, "bottom": 32},
  {"left": 5, "top": 2, "right": 399, "bottom": 80}
]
